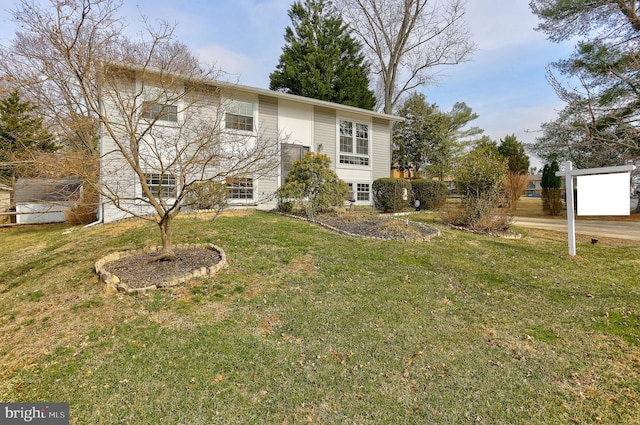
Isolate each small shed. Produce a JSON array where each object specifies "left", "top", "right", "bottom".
[{"left": 14, "top": 178, "right": 82, "bottom": 224}]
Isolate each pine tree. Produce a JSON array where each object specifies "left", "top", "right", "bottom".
[
  {"left": 498, "top": 134, "right": 530, "bottom": 175},
  {"left": 270, "top": 0, "right": 376, "bottom": 110},
  {"left": 0, "top": 90, "right": 57, "bottom": 179}
]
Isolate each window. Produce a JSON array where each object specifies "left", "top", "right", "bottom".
[
  {"left": 227, "top": 178, "right": 254, "bottom": 200},
  {"left": 348, "top": 182, "right": 370, "bottom": 202},
  {"left": 225, "top": 100, "right": 254, "bottom": 131},
  {"left": 142, "top": 102, "right": 178, "bottom": 123},
  {"left": 339, "top": 119, "right": 369, "bottom": 166},
  {"left": 145, "top": 173, "right": 177, "bottom": 198}
]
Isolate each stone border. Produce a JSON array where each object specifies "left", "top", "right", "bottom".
[{"left": 95, "top": 243, "right": 227, "bottom": 294}]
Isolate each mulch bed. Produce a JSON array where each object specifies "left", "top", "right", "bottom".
[
  {"left": 313, "top": 212, "right": 440, "bottom": 241},
  {"left": 102, "top": 248, "right": 222, "bottom": 290}
]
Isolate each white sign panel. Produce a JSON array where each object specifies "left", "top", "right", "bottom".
[{"left": 577, "top": 172, "right": 630, "bottom": 216}]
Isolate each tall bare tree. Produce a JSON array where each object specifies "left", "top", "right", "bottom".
[
  {"left": 338, "top": 0, "right": 475, "bottom": 114},
  {"left": 0, "top": 0, "right": 281, "bottom": 259}
]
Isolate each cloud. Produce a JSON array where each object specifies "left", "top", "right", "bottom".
[{"left": 196, "top": 44, "right": 255, "bottom": 82}]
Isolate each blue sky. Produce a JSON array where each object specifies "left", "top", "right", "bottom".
[{"left": 0, "top": 0, "right": 576, "bottom": 167}]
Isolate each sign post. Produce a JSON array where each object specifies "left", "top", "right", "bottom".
[{"left": 556, "top": 162, "right": 635, "bottom": 256}]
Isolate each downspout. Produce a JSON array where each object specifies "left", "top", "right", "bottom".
[{"left": 84, "top": 199, "right": 102, "bottom": 227}]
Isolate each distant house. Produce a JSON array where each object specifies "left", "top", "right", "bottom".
[
  {"left": 98, "top": 64, "right": 402, "bottom": 223},
  {"left": 14, "top": 178, "right": 83, "bottom": 224},
  {"left": 526, "top": 174, "right": 565, "bottom": 197}
]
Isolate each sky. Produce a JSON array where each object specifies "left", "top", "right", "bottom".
[{"left": 0, "top": 0, "right": 576, "bottom": 168}]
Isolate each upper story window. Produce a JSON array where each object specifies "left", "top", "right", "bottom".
[
  {"left": 145, "top": 173, "right": 177, "bottom": 198},
  {"left": 225, "top": 100, "right": 254, "bottom": 132},
  {"left": 142, "top": 102, "right": 178, "bottom": 123},
  {"left": 339, "top": 119, "right": 369, "bottom": 166}
]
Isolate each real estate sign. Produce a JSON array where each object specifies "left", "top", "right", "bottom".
[
  {"left": 577, "top": 172, "right": 630, "bottom": 216},
  {"left": 557, "top": 162, "right": 635, "bottom": 256}
]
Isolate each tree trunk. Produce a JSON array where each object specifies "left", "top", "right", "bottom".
[{"left": 152, "top": 216, "right": 176, "bottom": 262}]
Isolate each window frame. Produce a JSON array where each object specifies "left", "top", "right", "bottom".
[
  {"left": 224, "top": 99, "right": 255, "bottom": 132},
  {"left": 347, "top": 182, "right": 371, "bottom": 203},
  {"left": 141, "top": 101, "right": 178, "bottom": 123},
  {"left": 144, "top": 173, "right": 177, "bottom": 199},
  {"left": 226, "top": 177, "right": 254, "bottom": 201},
  {"left": 338, "top": 118, "right": 370, "bottom": 167}
]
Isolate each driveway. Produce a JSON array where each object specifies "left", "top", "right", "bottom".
[{"left": 513, "top": 216, "right": 640, "bottom": 241}]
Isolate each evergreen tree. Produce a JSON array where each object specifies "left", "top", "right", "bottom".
[
  {"left": 530, "top": 1, "right": 640, "bottom": 162},
  {"left": 270, "top": 0, "right": 376, "bottom": 110},
  {"left": 0, "top": 90, "right": 57, "bottom": 180},
  {"left": 393, "top": 93, "right": 481, "bottom": 180},
  {"left": 498, "top": 134, "right": 530, "bottom": 175}
]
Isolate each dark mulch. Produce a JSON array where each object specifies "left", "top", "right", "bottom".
[
  {"left": 314, "top": 212, "right": 440, "bottom": 241},
  {"left": 103, "top": 248, "right": 222, "bottom": 289}
]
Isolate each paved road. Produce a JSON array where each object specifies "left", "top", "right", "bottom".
[{"left": 513, "top": 216, "right": 640, "bottom": 241}]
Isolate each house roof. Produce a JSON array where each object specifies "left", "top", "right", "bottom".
[
  {"left": 104, "top": 62, "right": 404, "bottom": 123},
  {"left": 14, "top": 178, "right": 82, "bottom": 203}
]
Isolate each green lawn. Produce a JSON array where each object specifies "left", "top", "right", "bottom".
[{"left": 1, "top": 211, "right": 639, "bottom": 424}]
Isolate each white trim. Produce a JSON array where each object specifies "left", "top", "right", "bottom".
[{"left": 336, "top": 116, "right": 372, "bottom": 171}]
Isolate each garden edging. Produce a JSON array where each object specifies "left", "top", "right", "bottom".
[{"left": 95, "top": 243, "right": 226, "bottom": 294}]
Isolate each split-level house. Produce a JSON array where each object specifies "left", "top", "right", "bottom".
[{"left": 98, "top": 64, "right": 401, "bottom": 223}]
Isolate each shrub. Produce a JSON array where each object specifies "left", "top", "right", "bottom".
[
  {"left": 277, "top": 152, "right": 348, "bottom": 218},
  {"left": 503, "top": 171, "right": 529, "bottom": 211},
  {"left": 372, "top": 178, "right": 412, "bottom": 212},
  {"left": 451, "top": 147, "right": 509, "bottom": 231},
  {"left": 183, "top": 180, "right": 227, "bottom": 211},
  {"left": 65, "top": 189, "right": 97, "bottom": 225},
  {"left": 541, "top": 161, "right": 563, "bottom": 215},
  {"left": 411, "top": 179, "right": 448, "bottom": 210}
]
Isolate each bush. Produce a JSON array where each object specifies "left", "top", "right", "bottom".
[
  {"left": 541, "top": 161, "right": 562, "bottom": 215},
  {"left": 503, "top": 171, "right": 529, "bottom": 211},
  {"left": 545, "top": 188, "right": 563, "bottom": 216},
  {"left": 372, "top": 178, "right": 412, "bottom": 212},
  {"left": 450, "top": 147, "right": 509, "bottom": 231},
  {"left": 277, "top": 153, "right": 348, "bottom": 218},
  {"left": 411, "top": 179, "right": 448, "bottom": 210},
  {"left": 183, "top": 180, "right": 227, "bottom": 211},
  {"left": 65, "top": 189, "right": 98, "bottom": 225}
]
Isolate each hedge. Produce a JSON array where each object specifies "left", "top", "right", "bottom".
[
  {"left": 411, "top": 179, "right": 448, "bottom": 210},
  {"left": 372, "top": 178, "right": 412, "bottom": 212}
]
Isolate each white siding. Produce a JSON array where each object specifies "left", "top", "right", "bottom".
[
  {"left": 278, "top": 100, "right": 313, "bottom": 147},
  {"left": 313, "top": 107, "right": 336, "bottom": 164},
  {"left": 372, "top": 117, "right": 391, "bottom": 180},
  {"left": 256, "top": 95, "right": 280, "bottom": 210}
]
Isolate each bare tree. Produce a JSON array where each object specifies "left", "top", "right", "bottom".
[
  {"left": 0, "top": 0, "right": 127, "bottom": 153},
  {"left": 1, "top": 0, "right": 281, "bottom": 259},
  {"left": 98, "top": 64, "right": 280, "bottom": 260},
  {"left": 338, "top": 0, "right": 475, "bottom": 114}
]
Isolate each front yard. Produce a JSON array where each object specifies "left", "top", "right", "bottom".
[{"left": 0, "top": 210, "right": 639, "bottom": 423}]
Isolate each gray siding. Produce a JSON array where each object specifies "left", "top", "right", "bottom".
[
  {"left": 372, "top": 117, "right": 391, "bottom": 180},
  {"left": 313, "top": 106, "right": 336, "bottom": 166}
]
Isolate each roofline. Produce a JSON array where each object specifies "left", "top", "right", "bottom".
[{"left": 103, "top": 62, "right": 403, "bottom": 122}]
